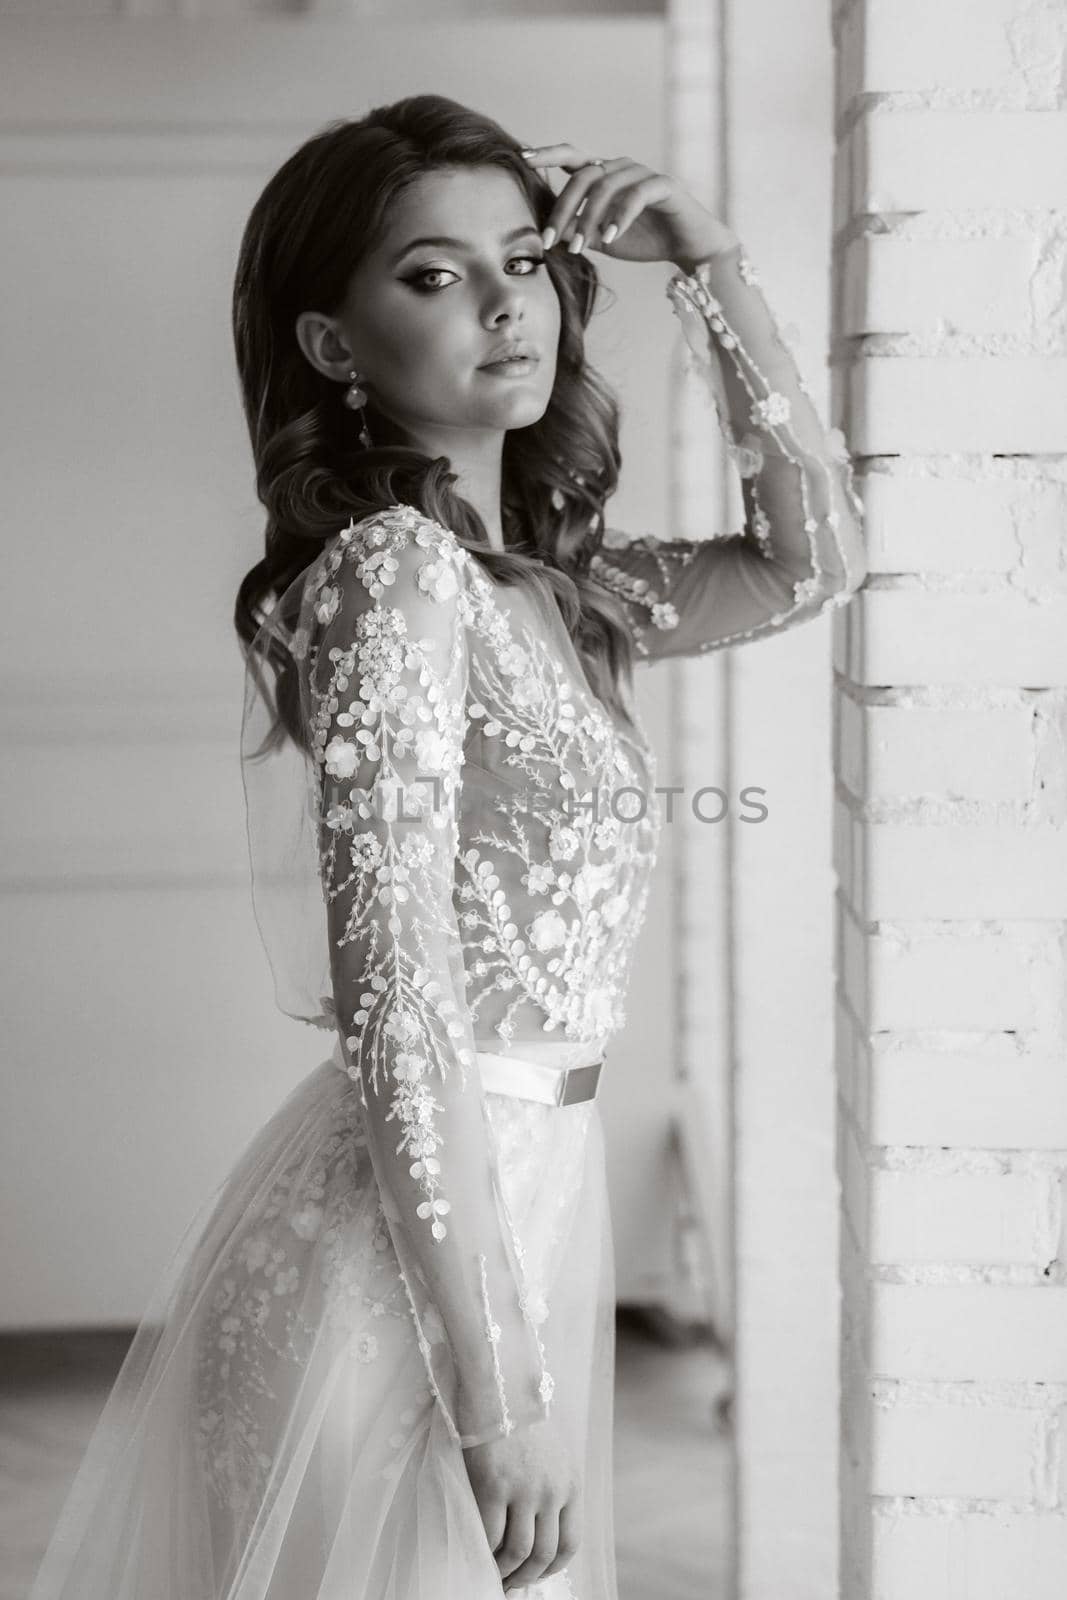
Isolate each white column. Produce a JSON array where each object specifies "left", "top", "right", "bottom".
[{"left": 669, "top": 0, "right": 848, "bottom": 1594}]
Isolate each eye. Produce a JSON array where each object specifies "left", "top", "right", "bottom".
[
  {"left": 403, "top": 254, "right": 546, "bottom": 294},
  {"left": 506, "top": 253, "right": 546, "bottom": 274},
  {"left": 405, "top": 265, "right": 460, "bottom": 293}
]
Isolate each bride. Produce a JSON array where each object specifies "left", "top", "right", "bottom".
[{"left": 28, "top": 93, "right": 865, "bottom": 1599}]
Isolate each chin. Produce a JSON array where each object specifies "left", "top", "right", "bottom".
[{"left": 483, "top": 392, "right": 552, "bottom": 430}]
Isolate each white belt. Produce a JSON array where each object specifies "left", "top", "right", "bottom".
[
  {"left": 476, "top": 1049, "right": 604, "bottom": 1107},
  {"left": 330, "top": 1039, "right": 604, "bottom": 1107}
]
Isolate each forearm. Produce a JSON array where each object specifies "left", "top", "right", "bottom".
[{"left": 666, "top": 235, "right": 867, "bottom": 599}]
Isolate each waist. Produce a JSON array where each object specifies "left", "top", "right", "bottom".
[
  {"left": 330, "top": 1035, "right": 607, "bottom": 1107},
  {"left": 476, "top": 1047, "right": 605, "bottom": 1106}
]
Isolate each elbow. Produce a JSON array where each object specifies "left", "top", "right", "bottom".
[
  {"left": 822, "top": 557, "right": 867, "bottom": 613},
  {"left": 832, "top": 560, "right": 867, "bottom": 605},
  {"left": 789, "top": 535, "right": 867, "bottom": 614}
]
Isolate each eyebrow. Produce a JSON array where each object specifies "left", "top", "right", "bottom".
[{"left": 390, "top": 224, "right": 541, "bottom": 267}]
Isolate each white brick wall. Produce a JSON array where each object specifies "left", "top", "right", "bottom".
[{"left": 833, "top": 0, "right": 1067, "bottom": 1593}]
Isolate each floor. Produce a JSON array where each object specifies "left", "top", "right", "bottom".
[
  {"left": 1, "top": 1311, "right": 733, "bottom": 1600},
  {"left": 613, "top": 1308, "right": 734, "bottom": 1600}
]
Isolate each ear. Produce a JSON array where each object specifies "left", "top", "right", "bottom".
[{"left": 294, "top": 311, "right": 357, "bottom": 383}]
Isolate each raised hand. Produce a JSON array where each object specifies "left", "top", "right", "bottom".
[{"left": 520, "top": 140, "right": 738, "bottom": 269}]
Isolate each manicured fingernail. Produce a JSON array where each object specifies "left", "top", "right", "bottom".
[
  {"left": 520, "top": 148, "right": 536, "bottom": 158},
  {"left": 568, "top": 231, "right": 585, "bottom": 254},
  {"left": 541, "top": 225, "right": 557, "bottom": 248},
  {"left": 601, "top": 221, "right": 619, "bottom": 245}
]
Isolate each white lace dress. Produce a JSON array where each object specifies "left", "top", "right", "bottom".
[{"left": 27, "top": 244, "right": 866, "bottom": 1600}]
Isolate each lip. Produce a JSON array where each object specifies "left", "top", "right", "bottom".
[
  {"left": 478, "top": 340, "right": 541, "bottom": 369},
  {"left": 478, "top": 355, "right": 541, "bottom": 378}
]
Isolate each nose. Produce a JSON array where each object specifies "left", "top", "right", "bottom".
[{"left": 483, "top": 273, "right": 526, "bottom": 328}]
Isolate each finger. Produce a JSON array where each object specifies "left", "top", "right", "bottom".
[
  {"left": 540, "top": 1497, "right": 583, "bottom": 1578},
  {"left": 542, "top": 160, "right": 632, "bottom": 250},
  {"left": 598, "top": 173, "right": 675, "bottom": 244},
  {"left": 502, "top": 1505, "right": 560, "bottom": 1591},
  {"left": 495, "top": 1504, "right": 536, "bottom": 1582},
  {"left": 568, "top": 165, "right": 652, "bottom": 250},
  {"left": 521, "top": 142, "right": 625, "bottom": 173},
  {"left": 479, "top": 1494, "right": 508, "bottom": 1557},
  {"left": 543, "top": 164, "right": 608, "bottom": 249}
]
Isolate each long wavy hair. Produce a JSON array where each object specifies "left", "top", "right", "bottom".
[{"left": 233, "top": 93, "right": 640, "bottom": 757}]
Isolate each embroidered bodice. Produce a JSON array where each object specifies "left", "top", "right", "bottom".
[
  {"left": 306, "top": 507, "right": 661, "bottom": 1060},
  {"left": 240, "top": 240, "right": 867, "bottom": 1452}
]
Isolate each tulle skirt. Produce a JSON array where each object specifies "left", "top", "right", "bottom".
[{"left": 27, "top": 1036, "right": 617, "bottom": 1600}]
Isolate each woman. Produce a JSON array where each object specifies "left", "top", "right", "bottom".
[{"left": 28, "top": 94, "right": 865, "bottom": 1600}]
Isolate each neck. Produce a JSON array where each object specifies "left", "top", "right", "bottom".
[{"left": 402, "top": 422, "right": 506, "bottom": 553}]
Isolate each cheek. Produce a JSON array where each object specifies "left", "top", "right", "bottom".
[
  {"left": 360, "top": 276, "right": 563, "bottom": 413},
  {"left": 371, "top": 316, "right": 446, "bottom": 377},
  {"left": 534, "top": 274, "right": 563, "bottom": 340},
  {"left": 539, "top": 291, "right": 563, "bottom": 380},
  {"left": 345, "top": 291, "right": 468, "bottom": 428}
]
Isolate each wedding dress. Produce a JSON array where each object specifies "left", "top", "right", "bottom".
[{"left": 27, "top": 243, "right": 865, "bottom": 1600}]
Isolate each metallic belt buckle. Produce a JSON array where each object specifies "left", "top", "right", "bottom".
[{"left": 556, "top": 1058, "right": 603, "bottom": 1106}]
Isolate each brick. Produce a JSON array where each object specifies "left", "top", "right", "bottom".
[
  {"left": 852, "top": 357, "right": 1067, "bottom": 454},
  {"left": 871, "top": 1398, "right": 1044, "bottom": 1500},
  {"left": 851, "top": 921, "right": 1045, "bottom": 1031},
  {"left": 843, "top": 235, "right": 1036, "bottom": 339},
  {"left": 856, "top": 821, "right": 1067, "bottom": 919},
  {"left": 841, "top": 1341, "right": 873, "bottom": 1475},
  {"left": 843, "top": 1459, "right": 875, "bottom": 1599},
  {"left": 847, "top": 1032, "right": 872, "bottom": 1145},
  {"left": 834, "top": 2, "right": 862, "bottom": 122},
  {"left": 834, "top": 792, "right": 856, "bottom": 903},
  {"left": 870, "top": 1169, "right": 1056, "bottom": 1267},
  {"left": 832, "top": 579, "right": 859, "bottom": 674},
  {"left": 872, "top": 1284, "right": 1067, "bottom": 1382},
  {"left": 850, "top": 111, "right": 1067, "bottom": 214},
  {"left": 851, "top": 913, "right": 1064, "bottom": 1031},
  {"left": 843, "top": 590, "right": 1067, "bottom": 688},
  {"left": 833, "top": 121, "right": 853, "bottom": 239},
  {"left": 870, "top": 1044, "right": 1067, "bottom": 1151},
  {"left": 836, "top": 699, "right": 1036, "bottom": 805},
  {"left": 839, "top": 1109, "right": 871, "bottom": 1247},
  {"left": 835, "top": 991, "right": 863, "bottom": 1123},
  {"left": 840, "top": 1230, "right": 874, "bottom": 1460},
  {"left": 839, "top": 0, "right": 1036, "bottom": 100},
  {"left": 835, "top": 693, "right": 863, "bottom": 797},
  {"left": 837, "top": 908, "right": 866, "bottom": 1028},
  {"left": 873, "top": 1509, "right": 1067, "bottom": 1600},
  {"left": 855, "top": 470, "right": 1046, "bottom": 578},
  {"left": 834, "top": 5, "right": 1067, "bottom": 1592}
]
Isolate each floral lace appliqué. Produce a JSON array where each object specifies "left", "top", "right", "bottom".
[{"left": 194, "top": 1079, "right": 408, "bottom": 1516}]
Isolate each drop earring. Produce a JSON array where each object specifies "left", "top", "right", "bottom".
[{"left": 344, "top": 369, "right": 373, "bottom": 449}]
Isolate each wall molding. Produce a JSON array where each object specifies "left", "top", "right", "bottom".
[
  {"left": 0, "top": 127, "right": 306, "bottom": 175},
  {"left": 0, "top": 686, "right": 239, "bottom": 743}
]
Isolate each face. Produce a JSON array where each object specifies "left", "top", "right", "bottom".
[{"left": 298, "top": 165, "right": 561, "bottom": 444}]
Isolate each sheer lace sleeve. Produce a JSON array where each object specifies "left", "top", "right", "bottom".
[
  {"left": 306, "top": 505, "right": 553, "bottom": 1448},
  {"left": 590, "top": 240, "right": 867, "bottom": 662}
]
